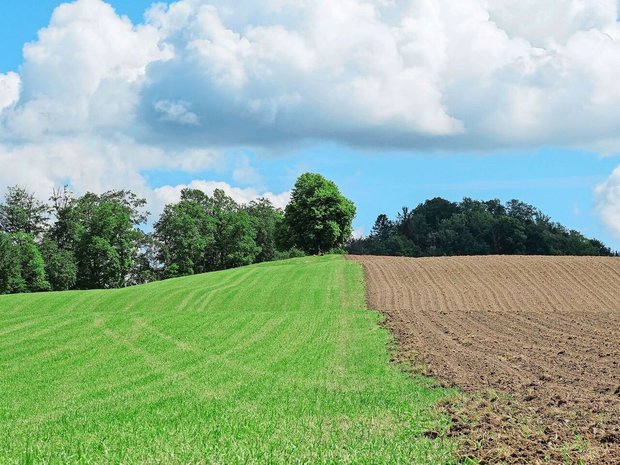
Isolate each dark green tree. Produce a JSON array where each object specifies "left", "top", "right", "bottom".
[
  {"left": 213, "top": 209, "right": 259, "bottom": 269},
  {"left": 79, "top": 236, "right": 121, "bottom": 289},
  {"left": 371, "top": 214, "right": 394, "bottom": 240},
  {"left": 0, "top": 233, "right": 23, "bottom": 294},
  {"left": 38, "top": 239, "right": 77, "bottom": 291},
  {"left": 67, "top": 191, "right": 148, "bottom": 289},
  {"left": 154, "top": 189, "right": 215, "bottom": 277},
  {"left": 0, "top": 186, "right": 49, "bottom": 236},
  {"left": 348, "top": 196, "right": 614, "bottom": 258},
  {"left": 246, "top": 198, "right": 283, "bottom": 263},
  {"left": 48, "top": 186, "right": 81, "bottom": 249},
  {"left": 14, "top": 233, "right": 50, "bottom": 292},
  {"left": 489, "top": 216, "right": 526, "bottom": 254},
  {"left": 196, "top": 189, "right": 259, "bottom": 271},
  {"left": 283, "top": 173, "right": 356, "bottom": 254},
  {"left": 0, "top": 232, "right": 50, "bottom": 293}
]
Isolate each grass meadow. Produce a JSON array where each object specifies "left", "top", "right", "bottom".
[{"left": 0, "top": 256, "right": 454, "bottom": 464}]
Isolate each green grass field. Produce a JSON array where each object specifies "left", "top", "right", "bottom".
[{"left": 0, "top": 256, "right": 454, "bottom": 464}]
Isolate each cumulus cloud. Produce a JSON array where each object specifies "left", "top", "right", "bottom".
[
  {"left": 2, "top": 0, "right": 620, "bottom": 229},
  {"left": 154, "top": 180, "right": 291, "bottom": 211},
  {"left": 3, "top": 0, "right": 620, "bottom": 149},
  {"left": 154, "top": 100, "right": 200, "bottom": 125},
  {"left": 3, "top": 0, "right": 171, "bottom": 139},
  {"left": 232, "top": 156, "right": 262, "bottom": 185},
  {"left": 595, "top": 167, "right": 620, "bottom": 238},
  {"left": 0, "top": 72, "right": 20, "bottom": 113},
  {"left": 134, "top": 0, "right": 620, "bottom": 151},
  {"left": 486, "top": 0, "right": 616, "bottom": 47},
  {"left": 0, "top": 136, "right": 223, "bottom": 215}
]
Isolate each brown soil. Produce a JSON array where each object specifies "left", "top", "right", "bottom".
[{"left": 350, "top": 255, "right": 620, "bottom": 464}]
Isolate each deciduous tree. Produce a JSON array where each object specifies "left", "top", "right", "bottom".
[{"left": 284, "top": 173, "right": 356, "bottom": 255}]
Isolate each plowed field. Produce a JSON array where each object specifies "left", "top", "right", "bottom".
[{"left": 352, "top": 255, "right": 620, "bottom": 464}]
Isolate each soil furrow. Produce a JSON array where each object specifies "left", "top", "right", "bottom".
[{"left": 351, "top": 254, "right": 620, "bottom": 464}]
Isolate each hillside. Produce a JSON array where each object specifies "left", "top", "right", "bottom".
[
  {"left": 0, "top": 256, "right": 454, "bottom": 464},
  {"left": 352, "top": 255, "right": 620, "bottom": 464}
]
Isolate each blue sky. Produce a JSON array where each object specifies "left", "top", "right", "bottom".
[
  {"left": 0, "top": 0, "right": 153, "bottom": 72},
  {"left": 1, "top": 0, "right": 620, "bottom": 250}
]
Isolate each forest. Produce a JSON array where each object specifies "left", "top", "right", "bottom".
[
  {"left": 0, "top": 173, "right": 355, "bottom": 294},
  {"left": 348, "top": 197, "right": 614, "bottom": 258}
]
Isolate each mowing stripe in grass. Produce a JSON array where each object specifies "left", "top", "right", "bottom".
[{"left": 0, "top": 255, "right": 455, "bottom": 464}]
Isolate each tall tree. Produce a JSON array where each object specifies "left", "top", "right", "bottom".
[
  {"left": 0, "top": 186, "right": 49, "bottom": 237},
  {"left": 0, "top": 233, "right": 23, "bottom": 294},
  {"left": 38, "top": 239, "right": 77, "bottom": 291},
  {"left": 154, "top": 189, "right": 215, "bottom": 277},
  {"left": 245, "top": 198, "right": 283, "bottom": 263},
  {"left": 212, "top": 208, "right": 259, "bottom": 270},
  {"left": 0, "top": 233, "right": 50, "bottom": 293},
  {"left": 370, "top": 214, "right": 394, "bottom": 240},
  {"left": 63, "top": 191, "right": 148, "bottom": 289},
  {"left": 283, "top": 173, "right": 356, "bottom": 255},
  {"left": 14, "top": 233, "right": 50, "bottom": 292}
]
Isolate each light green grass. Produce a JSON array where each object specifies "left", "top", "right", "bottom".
[{"left": 0, "top": 255, "right": 454, "bottom": 464}]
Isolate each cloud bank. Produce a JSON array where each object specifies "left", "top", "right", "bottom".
[{"left": 1, "top": 0, "right": 620, "bottom": 230}]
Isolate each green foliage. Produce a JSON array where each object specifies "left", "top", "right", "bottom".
[
  {"left": 78, "top": 236, "right": 122, "bottom": 289},
  {"left": 154, "top": 190, "right": 214, "bottom": 277},
  {"left": 38, "top": 239, "right": 77, "bottom": 291},
  {"left": 273, "top": 247, "right": 306, "bottom": 260},
  {"left": 0, "top": 256, "right": 455, "bottom": 464},
  {"left": 351, "top": 197, "right": 614, "bottom": 258},
  {"left": 72, "top": 192, "right": 147, "bottom": 289},
  {"left": 0, "top": 232, "right": 50, "bottom": 293},
  {"left": 0, "top": 233, "right": 23, "bottom": 294},
  {"left": 245, "top": 198, "right": 283, "bottom": 263},
  {"left": 0, "top": 186, "right": 49, "bottom": 236},
  {"left": 1, "top": 178, "right": 615, "bottom": 295},
  {"left": 209, "top": 190, "right": 259, "bottom": 270},
  {"left": 154, "top": 188, "right": 262, "bottom": 275},
  {"left": 48, "top": 186, "right": 81, "bottom": 248},
  {"left": 212, "top": 209, "right": 259, "bottom": 269},
  {"left": 284, "top": 173, "right": 356, "bottom": 254},
  {"left": 0, "top": 174, "right": 361, "bottom": 294},
  {"left": 14, "top": 233, "right": 50, "bottom": 292}
]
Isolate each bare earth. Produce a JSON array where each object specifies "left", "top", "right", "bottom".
[{"left": 351, "top": 255, "right": 620, "bottom": 464}]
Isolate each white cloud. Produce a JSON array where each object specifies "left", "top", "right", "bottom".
[
  {"left": 134, "top": 0, "right": 620, "bottom": 151},
  {"left": 153, "top": 180, "right": 291, "bottom": 210},
  {"left": 1, "top": 0, "right": 620, "bottom": 149},
  {"left": 596, "top": 167, "right": 620, "bottom": 238},
  {"left": 232, "top": 156, "right": 262, "bottom": 185},
  {"left": 3, "top": 0, "right": 620, "bottom": 150},
  {"left": 154, "top": 100, "right": 200, "bottom": 125},
  {"left": 0, "top": 136, "right": 223, "bottom": 222},
  {"left": 352, "top": 225, "right": 366, "bottom": 239},
  {"left": 486, "top": 0, "right": 616, "bottom": 47},
  {"left": 0, "top": 72, "right": 20, "bottom": 112},
  {"left": 3, "top": 0, "right": 171, "bottom": 138}
]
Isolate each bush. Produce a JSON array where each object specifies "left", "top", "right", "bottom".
[{"left": 273, "top": 247, "right": 306, "bottom": 261}]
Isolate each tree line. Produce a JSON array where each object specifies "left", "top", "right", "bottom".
[
  {"left": 348, "top": 197, "right": 615, "bottom": 257},
  {"left": 0, "top": 173, "right": 356, "bottom": 294},
  {"left": 2, "top": 175, "right": 614, "bottom": 295}
]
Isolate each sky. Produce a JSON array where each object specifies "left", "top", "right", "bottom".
[{"left": 1, "top": 0, "right": 620, "bottom": 249}]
